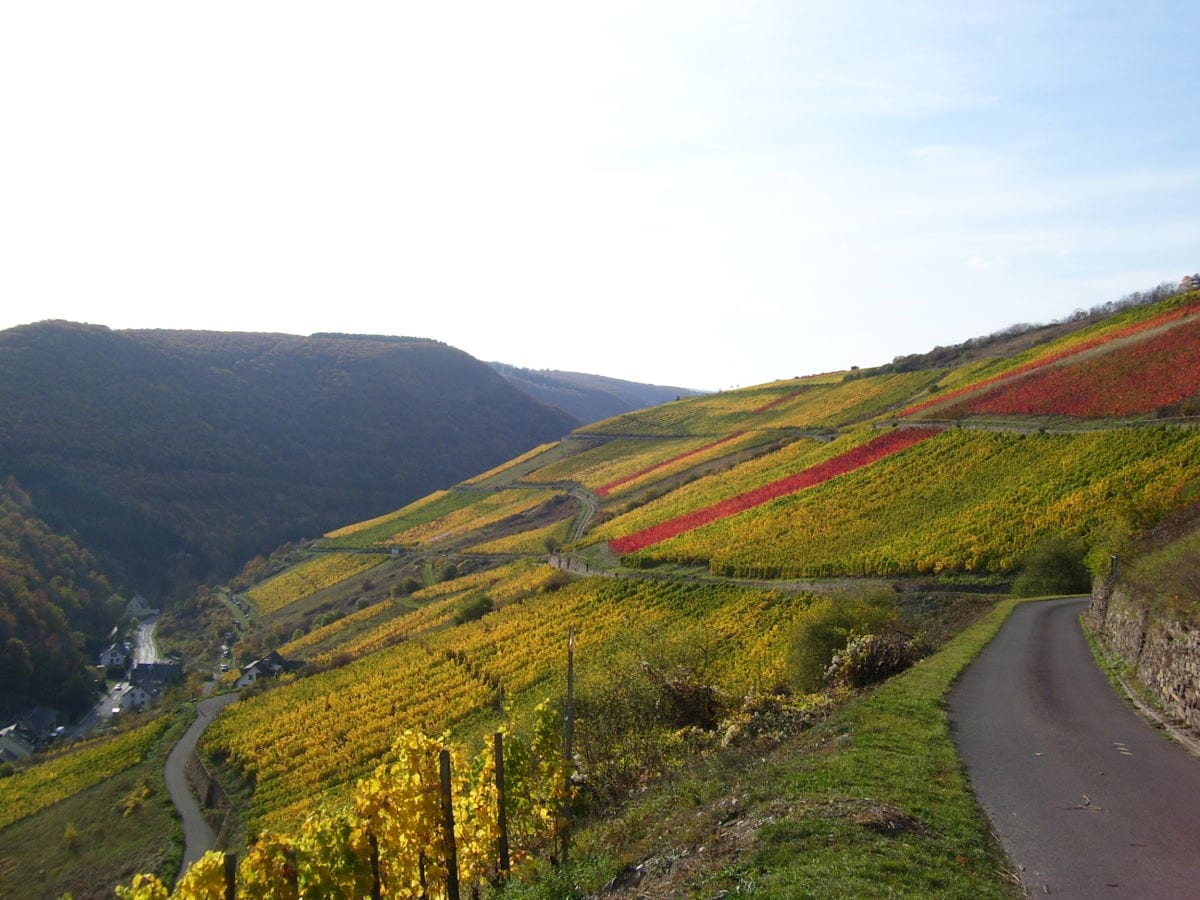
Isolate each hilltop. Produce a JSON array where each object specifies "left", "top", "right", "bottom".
[{"left": 5, "top": 283, "right": 1200, "bottom": 899}]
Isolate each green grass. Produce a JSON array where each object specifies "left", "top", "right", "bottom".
[
  {"left": 492, "top": 598, "right": 1025, "bottom": 898},
  {"left": 0, "top": 708, "right": 192, "bottom": 900},
  {"left": 0, "top": 715, "right": 177, "bottom": 830},
  {"left": 743, "top": 598, "right": 1023, "bottom": 897},
  {"left": 1122, "top": 527, "right": 1200, "bottom": 624}
]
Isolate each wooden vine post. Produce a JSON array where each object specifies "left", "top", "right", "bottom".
[
  {"left": 223, "top": 852, "right": 237, "bottom": 900},
  {"left": 369, "top": 830, "right": 382, "bottom": 900},
  {"left": 561, "top": 627, "right": 576, "bottom": 864},
  {"left": 439, "top": 748, "right": 461, "bottom": 900},
  {"left": 495, "top": 731, "right": 511, "bottom": 877}
]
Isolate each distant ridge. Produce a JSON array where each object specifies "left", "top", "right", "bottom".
[
  {"left": 0, "top": 323, "right": 577, "bottom": 600},
  {"left": 489, "top": 362, "right": 705, "bottom": 425}
]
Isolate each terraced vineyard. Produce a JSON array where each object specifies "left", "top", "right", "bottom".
[
  {"left": 204, "top": 570, "right": 809, "bottom": 831},
  {"left": 575, "top": 376, "right": 840, "bottom": 435},
  {"left": 574, "top": 369, "right": 948, "bottom": 436},
  {"left": 903, "top": 291, "right": 1200, "bottom": 418},
  {"left": 204, "top": 636, "right": 499, "bottom": 830},
  {"left": 465, "top": 517, "right": 572, "bottom": 554},
  {"left": 607, "top": 426, "right": 942, "bottom": 555},
  {"left": 941, "top": 316, "right": 1200, "bottom": 419},
  {"left": 621, "top": 427, "right": 1200, "bottom": 577},
  {"left": 246, "top": 552, "right": 387, "bottom": 615},
  {"left": 297, "top": 561, "right": 567, "bottom": 665},
  {"left": 102, "top": 286, "right": 1200, "bottom": 898},
  {"left": 318, "top": 490, "right": 478, "bottom": 549}
]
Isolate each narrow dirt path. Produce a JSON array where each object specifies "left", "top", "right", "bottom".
[
  {"left": 164, "top": 692, "right": 239, "bottom": 881},
  {"left": 948, "top": 597, "right": 1200, "bottom": 897},
  {"left": 566, "top": 485, "right": 598, "bottom": 543}
]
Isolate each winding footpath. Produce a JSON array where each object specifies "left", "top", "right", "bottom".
[
  {"left": 165, "top": 692, "right": 239, "bottom": 881},
  {"left": 948, "top": 597, "right": 1200, "bottom": 897}
]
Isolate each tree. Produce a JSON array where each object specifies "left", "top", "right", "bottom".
[
  {"left": 787, "top": 591, "right": 899, "bottom": 692},
  {"left": 1013, "top": 535, "right": 1091, "bottom": 597},
  {"left": 452, "top": 594, "right": 493, "bottom": 625},
  {"left": 0, "top": 638, "right": 34, "bottom": 697}
]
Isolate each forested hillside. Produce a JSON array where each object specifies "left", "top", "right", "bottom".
[
  {"left": 0, "top": 480, "right": 117, "bottom": 716},
  {"left": 0, "top": 322, "right": 576, "bottom": 714},
  {"left": 0, "top": 322, "right": 576, "bottom": 598}
]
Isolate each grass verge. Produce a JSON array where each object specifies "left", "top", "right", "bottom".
[
  {"left": 0, "top": 707, "right": 192, "bottom": 900},
  {"left": 494, "top": 597, "right": 1025, "bottom": 898}
]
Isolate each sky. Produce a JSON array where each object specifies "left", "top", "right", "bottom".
[{"left": 2, "top": 2, "right": 1198, "bottom": 391}]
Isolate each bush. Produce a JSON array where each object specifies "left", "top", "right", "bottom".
[
  {"left": 540, "top": 571, "right": 573, "bottom": 593},
  {"left": 1013, "top": 535, "right": 1091, "bottom": 597},
  {"left": 573, "top": 624, "right": 725, "bottom": 807},
  {"left": 392, "top": 578, "right": 422, "bottom": 598},
  {"left": 720, "top": 691, "right": 838, "bottom": 747},
  {"left": 638, "top": 661, "right": 725, "bottom": 730},
  {"left": 787, "top": 591, "right": 899, "bottom": 692},
  {"left": 453, "top": 594, "right": 493, "bottom": 625},
  {"left": 313, "top": 610, "right": 346, "bottom": 629},
  {"left": 825, "top": 632, "right": 918, "bottom": 690}
]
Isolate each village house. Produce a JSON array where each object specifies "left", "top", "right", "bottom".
[
  {"left": 0, "top": 723, "right": 34, "bottom": 762},
  {"left": 20, "top": 706, "right": 59, "bottom": 744},
  {"left": 130, "top": 661, "right": 183, "bottom": 691},
  {"left": 126, "top": 594, "right": 160, "bottom": 618},
  {"left": 99, "top": 642, "right": 130, "bottom": 669},
  {"left": 111, "top": 682, "right": 156, "bottom": 713},
  {"left": 235, "top": 651, "right": 303, "bottom": 689}
]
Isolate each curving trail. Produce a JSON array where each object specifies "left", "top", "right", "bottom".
[
  {"left": 948, "top": 597, "right": 1200, "bottom": 897},
  {"left": 164, "top": 692, "right": 239, "bottom": 882},
  {"left": 566, "top": 485, "right": 598, "bottom": 543}
]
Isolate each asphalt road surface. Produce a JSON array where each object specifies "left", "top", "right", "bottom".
[
  {"left": 948, "top": 597, "right": 1200, "bottom": 897},
  {"left": 133, "top": 615, "right": 161, "bottom": 664},
  {"left": 164, "top": 692, "right": 240, "bottom": 880}
]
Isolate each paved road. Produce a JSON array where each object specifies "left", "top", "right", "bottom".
[
  {"left": 133, "top": 615, "right": 161, "bottom": 664},
  {"left": 165, "top": 692, "right": 239, "bottom": 881},
  {"left": 948, "top": 597, "right": 1200, "bottom": 897}
]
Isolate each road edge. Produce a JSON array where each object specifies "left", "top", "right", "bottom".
[
  {"left": 164, "top": 691, "right": 240, "bottom": 884},
  {"left": 1080, "top": 612, "right": 1200, "bottom": 759}
]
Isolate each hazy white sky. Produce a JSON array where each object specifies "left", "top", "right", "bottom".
[{"left": 2, "top": 2, "right": 1198, "bottom": 390}]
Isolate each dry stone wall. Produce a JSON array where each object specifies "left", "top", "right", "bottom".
[
  {"left": 1088, "top": 576, "right": 1200, "bottom": 732},
  {"left": 185, "top": 749, "right": 232, "bottom": 838}
]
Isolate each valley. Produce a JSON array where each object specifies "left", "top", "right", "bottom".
[{"left": 3, "top": 286, "right": 1200, "bottom": 898}]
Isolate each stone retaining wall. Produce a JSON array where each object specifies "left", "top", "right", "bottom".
[
  {"left": 1088, "top": 576, "right": 1200, "bottom": 732},
  {"left": 185, "top": 750, "right": 231, "bottom": 835}
]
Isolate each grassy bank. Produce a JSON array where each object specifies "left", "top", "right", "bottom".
[
  {"left": 498, "top": 597, "right": 1025, "bottom": 898},
  {"left": 0, "top": 708, "right": 192, "bottom": 900}
]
